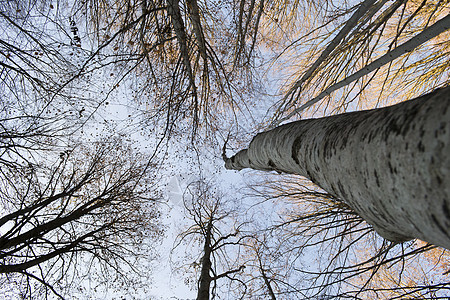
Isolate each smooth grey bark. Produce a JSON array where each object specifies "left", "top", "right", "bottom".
[{"left": 225, "top": 86, "right": 450, "bottom": 249}]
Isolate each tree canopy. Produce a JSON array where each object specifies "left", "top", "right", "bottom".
[{"left": 0, "top": 0, "right": 449, "bottom": 298}]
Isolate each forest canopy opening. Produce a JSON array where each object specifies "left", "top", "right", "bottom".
[{"left": 0, "top": 0, "right": 449, "bottom": 298}]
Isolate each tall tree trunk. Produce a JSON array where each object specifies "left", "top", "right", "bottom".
[{"left": 225, "top": 86, "right": 450, "bottom": 249}]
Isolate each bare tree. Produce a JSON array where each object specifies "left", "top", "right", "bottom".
[
  {"left": 173, "top": 180, "right": 247, "bottom": 299},
  {"left": 270, "top": 0, "right": 450, "bottom": 121},
  {"left": 0, "top": 6, "right": 164, "bottom": 296},
  {"left": 0, "top": 136, "right": 162, "bottom": 298},
  {"left": 219, "top": 2, "right": 450, "bottom": 297},
  {"left": 65, "top": 0, "right": 264, "bottom": 138}
]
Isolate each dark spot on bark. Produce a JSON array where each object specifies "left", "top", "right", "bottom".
[
  {"left": 419, "top": 128, "right": 425, "bottom": 138},
  {"left": 268, "top": 159, "right": 276, "bottom": 169},
  {"left": 374, "top": 169, "right": 380, "bottom": 187},
  {"left": 388, "top": 161, "right": 396, "bottom": 174},
  {"left": 323, "top": 139, "right": 331, "bottom": 158},
  {"left": 369, "top": 130, "right": 378, "bottom": 143},
  {"left": 362, "top": 131, "right": 368, "bottom": 141},
  {"left": 431, "top": 214, "right": 450, "bottom": 237},
  {"left": 399, "top": 110, "right": 420, "bottom": 137},
  {"left": 248, "top": 159, "right": 252, "bottom": 165},
  {"left": 306, "top": 169, "right": 316, "bottom": 183},
  {"left": 337, "top": 181, "right": 346, "bottom": 199},
  {"left": 443, "top": 201, "right": 450, "bottom": 220},
  {"left": 231, "top": 156, "right": 235, "bottom": 163},
  {"left": 387, "top": 117, "right": 402, "bottom": 136},
  {"left": 341, "top": 135, "right": 348, "bottom": 148},
  {"left": 436, "top": 175, "right": 442, "bottom": 185},
  {"left": 291, "top": 136, "right": 302, "bottom": 165},
  {"left": 405, "top": 143, "right": 408, "bottom": 150},
  {"left": 314, "top": 163, "right": 320, "bottom": 172},
  {"left": 362, "top": 130, "right": 375, "bottom": 143},
  {"left": 417, "top": 141, "right": 425, "bottom": 152}
]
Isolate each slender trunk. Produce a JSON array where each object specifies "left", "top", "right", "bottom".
[
  {"left": 225, "top": 86, "right": 450, "bottom": 249},
  {"left": 197, "top": 220, "right": 213, "bottom": 300},
  {"left": 186, "top": 0, "right": 207, "bottom": 61},
  {"left": 167, "top": 0, "right": 200, "bottom": 127},
  {"left": 167, "top": 0, "right": 196, "bottom": 86},
  {"left": 261, "top": 268, "right": 276, "bottom": 300},
  {"left": 257, "top": 255, "right": 276, "bottom": 300}
]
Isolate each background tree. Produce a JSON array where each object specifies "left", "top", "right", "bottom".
[
  {"left": 0, "top": 3, "right": 164, "bottom": 297},
  {"left": 172, "top": 179, "right": 247, "bottom": 299},
  {"left": 66, "top": 0, "right": 266, "bottom": 139},
  {"left": 268, "top": 0, "right": 450, "bottom": 121},
  {"left": 0, "top": 137, "right": 162, "bottom": 298}
]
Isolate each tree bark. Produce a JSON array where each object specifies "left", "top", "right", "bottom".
[
  {"left": 197, "top": 219, "right": 213, "bottom": 300},
  {"left": 167, "top": 0, "right": 196, "bottom": 86},
  {"left": 225, "top": 86, "right": 450, "bottom": 249},
  {"left": 186, "top": 0, "right": 207, "bottom": 61}
]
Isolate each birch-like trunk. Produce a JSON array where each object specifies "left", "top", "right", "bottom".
[{"left": 225, "top": 86, "right": 450, "bottom": 249}]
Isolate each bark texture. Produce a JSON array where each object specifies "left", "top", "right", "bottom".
[{"left": 225, "top": 86, "right": 450, "bottom": 249}]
